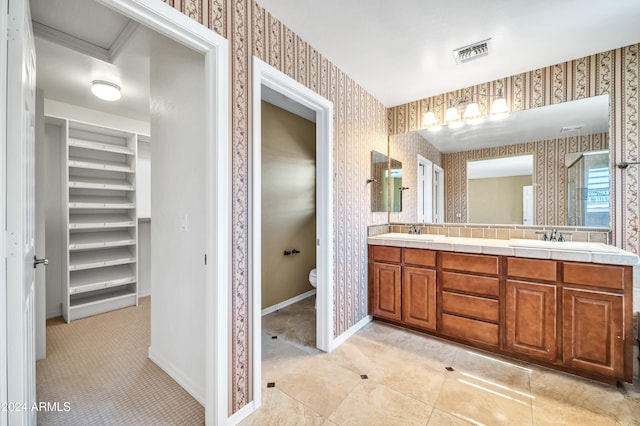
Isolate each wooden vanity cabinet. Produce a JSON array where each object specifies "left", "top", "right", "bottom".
[
  {"left": 440, "top": 253, "right": 500, "bottom": 347},
  {"left": 561, "top": 262, "right": 631, "bottom": 381},
  {"left": 369, "top": 246, "right": 402, "bottom": 321},
  {"left": 367, "top": 245, "right": 633, "bottom": 384},
  {"left": 505, "top": 258, "right": 558, "bottom": 362},
  {"left": 402, "top": 249, "right": 437, "bottom": 330}
]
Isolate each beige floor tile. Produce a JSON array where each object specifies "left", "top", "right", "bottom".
[
  {"left": 328, "top": 382, "right": 433, "bottom": 426},
  {"left": 263, "top": 296, "right": 316, "bottom": 349},
  {"left": 325, "top": 334, "right": 391, "bottom": 381},
  {"left": 450, "top": 348, "right": 532, "bottom": 394},
  {"left": 239, "top": 387, "right": 324, "bottom": 426},
  {"left": 530, "top": 367, "right": 640, "bottom": 425},
  {"left": 427, "top": 408, "right": 476, "bottom": 425},
  {"left": 435, "top": 371, "right": 533, "bottom": 426},
  {"left": 532, "top": 394, "right": 627, "bottom": 426},
  {"left": 375, "top": 345, "right": 448, "bottom": 405},
  {"left": 274, "top": 354, "right": 363, "bottom": 417},
  {"left": 355, "top": 321, "right": 414, "bottom": 347},
  {"left": 262, "top": 332, "right": 317, "bottom": 385},
  {"left": 393, "top": 332, "right": 458, "bottom": 370}
]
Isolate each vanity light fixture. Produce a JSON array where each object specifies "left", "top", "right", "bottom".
[
  {"left": 420, "top": 87, "right": 509, "bottom": 131},
  {"left": 489, "top": 88, "right": 508, "bottom": 119},
  {"left": 91, "top": 80, "right": 121, "bottom": 101},
  {"left": 463, "top": 95, "right": 483, "bottom": 125}
]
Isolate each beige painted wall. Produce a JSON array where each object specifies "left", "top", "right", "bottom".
[
  {"left": 261, "top": 101, "right": 316, "bottom": 309},
  {"left": 468, "top": 175, "right": 532, "bottom": 224}
]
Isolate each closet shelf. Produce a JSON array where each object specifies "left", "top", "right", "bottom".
[
  {"left": 68, "top": 138, "right": 135, "bottom": 156},
  {"left": 69, "top": 247, "right": 135, "bottom": 271},
  {"left": 69, "top": 265, "right": 136, "bottom": 294},
  {"left": 69, "top": 214, "right": 135, "bottom": 229},
  {"left": 63, "top": 120, "right": 139, "bottom": 322},
  {"left": 69, "top": 156, "right": 134, "bottom": 173},
  {"left": 69, "top": 176, "right": 135, "bottom": 191},
  {"left": 69, "top": 231, "right": 135, "bottom": 250},
  {"left": 69, "top": 195, "right": 135, "bottom": 209},
  {"left": 68, "top": 289, "right": 137, "bottom": 321}
]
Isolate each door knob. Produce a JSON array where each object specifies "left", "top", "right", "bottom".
[{"left": 33, "top": 256, "right": 49, "bottom": 268}]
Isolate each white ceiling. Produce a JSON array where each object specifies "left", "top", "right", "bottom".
[
  {"left": 256, "top": 0, "right": 640, "bottom": 107},
  {"left": 32, "top": 1, "right": 639, "bottom": 130},
  {"left": 31, "top": 0, "right": 151, "bottom": 122},
  {"left": 417, "top": 95, "right": 610, "bottom": 154}
]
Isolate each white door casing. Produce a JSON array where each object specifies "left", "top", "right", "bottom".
[
  {"left": 6, "top": 0, "right": 37, "bottom": 424},
  {"left": 417, "top": 155, "right": 433, "bottom": 223},
  {"left": 251, "top": 56, "right": 334, "bottom": 414},
  {"left": 94, "top": 1, "right": 230, "bottom": 424},
  {"left": 433, "top": 165, "right": 445, "bottom": 223},
  {"left": 523, "top": 185, "right": 534, "bottom": 225},
  {"left": 1, "top": 3, "right": 9, "bottom": 423}
]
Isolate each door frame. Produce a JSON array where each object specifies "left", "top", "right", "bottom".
[
  {"left": 433, "top": 164, "right": 445, "bottom": 223},
  {"left": 417, "top": 155, "right": 433, "bottom": 223},
  {"left": 1, "top": 3, "right": 8, "bottom": 425},
  {"left": 251, "top": 56, "right": 334, "bottom": 411},
  {"left": 3, "top": 0, "right": 230, "bottom": 424}
]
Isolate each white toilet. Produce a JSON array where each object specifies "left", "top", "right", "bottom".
[
  {"left": 309, "top": 268, "right": 317, "bottom": 309},
  {"left": 309, "top": 268, "right": 317, "bottom": 288}
]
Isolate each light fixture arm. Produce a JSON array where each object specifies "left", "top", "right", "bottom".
[{"left": 617, "top": 161, "right": 640, "bottom": 169}]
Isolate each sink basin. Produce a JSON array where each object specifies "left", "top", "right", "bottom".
[
  {"left": 379, "top": 233, "right": 446, "bottom": 241},
  {"left": 508, "top": 239, "right": 620, "bottom": 253}
]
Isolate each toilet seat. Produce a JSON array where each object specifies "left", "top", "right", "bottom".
[{"left": 309, "top": 268, "right": 317, "bottom": 287}]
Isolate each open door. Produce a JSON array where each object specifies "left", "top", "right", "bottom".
[{"left": 6, "top": 0, "right": 39, "bottom": 423}]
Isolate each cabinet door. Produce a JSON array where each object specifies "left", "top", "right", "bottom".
[
  {"left": 371, "top": 262, "right": 402, "bottom": 321},
  {"left": 506, "top": 280, "right": 557, "bottom": 361},
  {"left": 402, "top": 267, "right": 436, "bottom": 330},
  {"left": 563, "top": 288, "right": 624, "bottom": 378}
]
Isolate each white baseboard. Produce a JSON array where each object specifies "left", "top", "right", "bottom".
[
  {"left": 227, "top": 401, "right": 256, "bottom": 425},
  {"left": 332, "top": 315, "right": 372, "bottom": 349},
  {"left": 138, "top": 290, "right": 151, "bottom": 298},
  {"left": 148, "top": 346, "right": 205, "bottom": 406},
  {"left": 261, "top": 289, "right": 316, "bottom": 316}
]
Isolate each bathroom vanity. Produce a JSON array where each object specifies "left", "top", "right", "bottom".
[{"left": 368, "top": 233, "right": 638, "bottom": 384}]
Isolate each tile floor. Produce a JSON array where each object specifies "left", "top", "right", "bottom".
[{"left": 244, "top": 298, "right": 640, "bottom": 425}]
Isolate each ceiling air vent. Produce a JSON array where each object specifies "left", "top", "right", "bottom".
[
  {"left": 453, "top": 38, "right": 491, "bottom": 64},
  {"left": 560, "top": 125, "right": 584, "bottom": 133}
]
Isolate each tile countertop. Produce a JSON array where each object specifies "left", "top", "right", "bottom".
[{"left": 368, "top": 233, "right": 640, "bottom": 266}]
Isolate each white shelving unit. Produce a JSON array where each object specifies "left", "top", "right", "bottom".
[{"left": 63, "top": 120, "right": 139, "bottom": 322}]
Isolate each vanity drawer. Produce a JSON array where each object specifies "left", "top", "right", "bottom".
[
  {"left": 442, "top": 292, "right": 499, "bottom": 322},
  {"left": 563, "top": 262, "right": 625, "bottom": 290},
  {"left": 441, "top": 271, "right": 499, "bottom": 297},
  {"left": 371, "top": 245, "right": 402, "bottom": 263},
  {"left": 441, "top": 314, "right": 499, "bottom": 347},
  {"left": 508, "top": 258, "right": 557, "bottom": 282},
  {"left": 404, "top": 248, "right": 436, "bottom": 267},
  {"left": 440, "top": 252, "right": 499, "bottom": 275}
]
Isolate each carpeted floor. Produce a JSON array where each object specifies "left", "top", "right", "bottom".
[{"left": 36, "top": 297, "right": 204, "bottom": 425}]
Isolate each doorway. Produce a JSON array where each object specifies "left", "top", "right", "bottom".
[
  {"left": 3, "top": 0, "right": 229, "bottom": 424},
  {"left": 417, "top": 155, "right": 433, "bottom": 223},
  {"left": 251, "top": 57, "right": 334, "bottom": 410}
]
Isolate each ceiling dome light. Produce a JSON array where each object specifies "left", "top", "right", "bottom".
[{"left": 91, "top": 80, "right": 121, "bottom": 101}]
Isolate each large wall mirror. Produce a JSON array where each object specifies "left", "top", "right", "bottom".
[{"left": 389, "top": 94, "right": 610, "bottom": 228}]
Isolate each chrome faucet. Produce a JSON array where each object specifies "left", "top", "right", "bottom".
[
  {"left": 408, "top": 225, "right": 421, "bottom": 235},
  {"left": 550, "top": 229, "right": 565, "bottom": 242}
]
